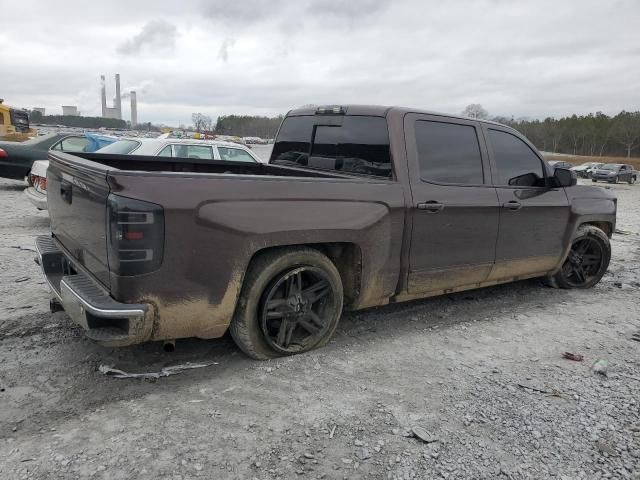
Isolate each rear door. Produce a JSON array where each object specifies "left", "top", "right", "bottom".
[
  {"left": 47, "top": 152, "right": 111, "bottom": 287},
  {"left": 484, "top": 126, "right": 570, "bottom": 280},
  {"left": 404, "top": 114, "right": 499, "bottom": 294},
  {"left": 619, "top": 165, "right": 631, "bottom": 182}
]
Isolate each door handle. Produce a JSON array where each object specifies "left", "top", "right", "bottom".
[
  {"left": 417, "top": 201, "right": 444, "bottom": 212},
  {"left": 502, "top": 201, "right": 522, "bottom": 210}
]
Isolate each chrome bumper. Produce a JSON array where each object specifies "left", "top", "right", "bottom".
[{"left": 35, "top": 236, "right": 152, "bottom": 346}]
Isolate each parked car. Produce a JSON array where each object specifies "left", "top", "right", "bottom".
[
  {"left": 592, "top": 163, "right": 637, "bottom": 184},
  {"left": 571, "top": 162, "right": 604, "bottom": 178},
  {"left": 36, "top": 105, "right": 616, "bottom": 360},
  {"left": 0, "top": 132, "right": 113, "bottom": 181},
  {"left": 23, "top": 160, "right": 49, "bottom": 210},
  {"left": 547, "top": 160, "right": 574, "bottom": 170},
  {"left": 24, "top": 137, "right": 262, "bottom": 210},
  {"left": 95, "top": 137, "right": 262, "bottom": 162},
  {"left": 22, "top": 133, "right": 117, "bottom": 210}
]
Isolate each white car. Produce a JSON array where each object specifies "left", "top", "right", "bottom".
[
  {"left": 23, "top": 159, "right": 49, "bottom": 210},
  {"left": 97, "top": 137, "right": 264, "bottom": 163},
  {"left": 24, "top": 138, "right": 264, "bottom": 210}
]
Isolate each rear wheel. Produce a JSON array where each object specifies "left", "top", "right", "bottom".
[
  {"left": 545, "top": 225, "right": 610, "bottom": 289},
  {"left": 230, "top": 247, "right": 343, "bottom": 360}
]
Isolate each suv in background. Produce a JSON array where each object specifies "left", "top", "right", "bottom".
[{"left": 592, "top": 163, "right": 637, "bottom": 184}]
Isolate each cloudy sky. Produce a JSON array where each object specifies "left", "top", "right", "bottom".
[{"left": 1, "top": 0, "right": 639, "bottom": 126}]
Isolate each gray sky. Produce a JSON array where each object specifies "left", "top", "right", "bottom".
[{"left": 1, "top": 0, "right": 639, "bottom": 126}]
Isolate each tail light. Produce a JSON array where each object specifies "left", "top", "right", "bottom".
[
  {"left": 0, "top": 148, "right": 7, "bottom": 158},
  {"left": 107, "top": 194, "right": 164, "bottom": 276}
]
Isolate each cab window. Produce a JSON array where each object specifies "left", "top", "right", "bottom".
[
  {"left": 415, "top": 120, "right": 484, "bottom": 184},
  {"left": 488, "top": 129, "right": 545, "bottom": 187},
  {"left": 271, "top": 116, "right": 392, "bottom": 178}
]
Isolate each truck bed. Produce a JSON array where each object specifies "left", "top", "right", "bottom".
[
  {"left": 69, "top": 151, "right": 344, "bottom": 177},
  {"left": 46, "top": 150, "right": 406, "bottom": 342}
]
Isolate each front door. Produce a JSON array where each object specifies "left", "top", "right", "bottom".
[
  {"left": 404, "top": 114, "right": 500, "bottom": 294},
  {"left": 483, "top": 126, "right": 570, "bottom": 280}
]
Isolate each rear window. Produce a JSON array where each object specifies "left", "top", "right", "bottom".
[
  {"left": 96, "top": 140, "right": 141, "bottom": 155},
  {"left": 218, "top": 147, "right": 257, "bottom": 162},
  {"left": 271, "top": 116, "right": 392, "bottom": 178}
]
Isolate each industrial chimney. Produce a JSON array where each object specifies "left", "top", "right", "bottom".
[
  {"left": 130, "top": 91, "right": 138, "bottom": 127},
  {"left": 115, "top": 74, "right": 122, "bottom": 120},
  {"left": 100, "top": 75, "right": 107, "bottom": 117}
]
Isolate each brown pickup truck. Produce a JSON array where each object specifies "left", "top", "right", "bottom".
[{"left": 36, "top": 105, "right": 616, "bottom": 359}]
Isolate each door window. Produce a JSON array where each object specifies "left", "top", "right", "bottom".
[
  {"left": 157, "top": 145, "right": 172, "bottom": 157},
  {"left": 172, "top": 144, "right": 213, "bottom": 159},
  {"left": 415, "top": 120, "right": 484, "bottom": 184},
  {"left": 218, "top": 147, "right": 256, "bottom": 162},
  {"left": 51, "top": 136, "right": 91, "bottom": 152},
  {"left": 489, "top": 129, "right": 545, "bottom": 186}
]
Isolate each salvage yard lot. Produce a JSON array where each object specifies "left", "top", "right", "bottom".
[{"left": 0, "top": 176, "right": 639, "bottom": 479}]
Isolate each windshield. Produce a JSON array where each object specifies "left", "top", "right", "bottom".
[
  {"left": 96, "top": 139, "right": 141, "bottom": 154},
  {"left": 600, "top": 164, "right": 621, "bottom": 170}
]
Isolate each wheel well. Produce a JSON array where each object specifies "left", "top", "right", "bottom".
[
  {"left": 582, "top": 221, "right": 613, "bottom": 238},
  {"left": 246, "top": 243, "right": 362, "bottom": 308}
]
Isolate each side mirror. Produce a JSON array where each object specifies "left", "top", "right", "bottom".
[
  {"left": 508, "top": 172, "right": 539, "bottom": 186},
  {"left": 553, "top": 167, "right": 577, "bottom": 187}
]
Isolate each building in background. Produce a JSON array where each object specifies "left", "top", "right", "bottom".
[
  {"left": 62, "top": 105, "right": 79, "bottom": 116},
  {"left": 100, "top": 74, "right": 122, "bottom": 120},
  {"left": 33, "top": 107, "right": 46, "bottom": 116},
  {"left": 130, "top": 91, "right": 137, "bottom": 126}
]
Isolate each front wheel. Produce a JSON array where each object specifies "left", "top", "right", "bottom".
[
  {"left": 545, "top": 225, "right": 610, "bottom": 289},
  {"left": 230, "top": 247, "right": 343, "bottom": 360},
  {"left": 592, "top": 178, "right": 597, "bottom": 182},
  {"left": 611, "top": 176, "right": 619, "bottom": 184},
  {"left": 629, "top": 176, "right": 636, "bottom": 185}
]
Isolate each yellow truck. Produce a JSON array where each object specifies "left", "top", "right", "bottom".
[{"left": 0, "top": 99, "right": 37, "bottom": 141}]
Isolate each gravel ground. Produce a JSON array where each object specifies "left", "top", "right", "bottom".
[{"left": 0, "top": 176, "right": 638, "bottom": 480}]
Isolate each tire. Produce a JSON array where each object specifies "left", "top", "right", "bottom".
[
  {"left": 611, "top": 176, "right": 618, "bottom": 184},
  {"left": 545, "top": 225, "right": 611, "bottom": 289},
  {"left": 592, "top": 178, "right": 597, "bottom": 182},
  {"left": 230, "top": 247, "right": 343, "bottom": 360},
  {"left": 629, "top": 176, "right": 636, "bottom": 185}
]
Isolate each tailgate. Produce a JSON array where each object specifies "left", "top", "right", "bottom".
[{"left": 47, "top": 152, "right": 111, "bottom": 288}]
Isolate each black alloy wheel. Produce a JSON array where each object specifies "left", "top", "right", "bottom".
[
  {"left": 260, "top": 266, "right": 337, "bottom": 354},
  {"left": 561, "top": 237, "right": 605, "bottom": 288}
]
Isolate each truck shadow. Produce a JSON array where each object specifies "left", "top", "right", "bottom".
[
  {"left": 8, "top": 277, "right": 581, "bottom": 435},
  {"left": 87, "top": 277, "right": 565, "bottom": 375},
  {"left": 0, "top": 183, "right": 26, "bottom": 191}
]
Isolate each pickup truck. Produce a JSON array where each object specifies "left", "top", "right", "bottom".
[{"left": 36, "top": 105, "right": 617, "bottom": 360}]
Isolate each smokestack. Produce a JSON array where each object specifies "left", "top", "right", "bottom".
[
  {"left": 100, "top": 75, "right": 107, "bottom": 117},
  {"left": 115, "top": 74, "right": 122, "bottom": 120},
  {"left": 130, "top": 91, "right": 137, "bottom": 127}
]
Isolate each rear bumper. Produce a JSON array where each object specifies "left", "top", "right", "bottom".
[
  {"left": 24, "top": 187, "right": 48, "bottom": 210},
  {"left": 35, "top": 236, "right": 154, "bottom": 346}
]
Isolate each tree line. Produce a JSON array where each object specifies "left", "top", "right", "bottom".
[
  {"left": 462, "top": 104, "right": 640, "bottom": 158},
  {"left": 214, "top": 115, "right": 284, "bottom": 138},
  {"left": 29, "top": 110, "right": 128, "bottom": 129}
]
